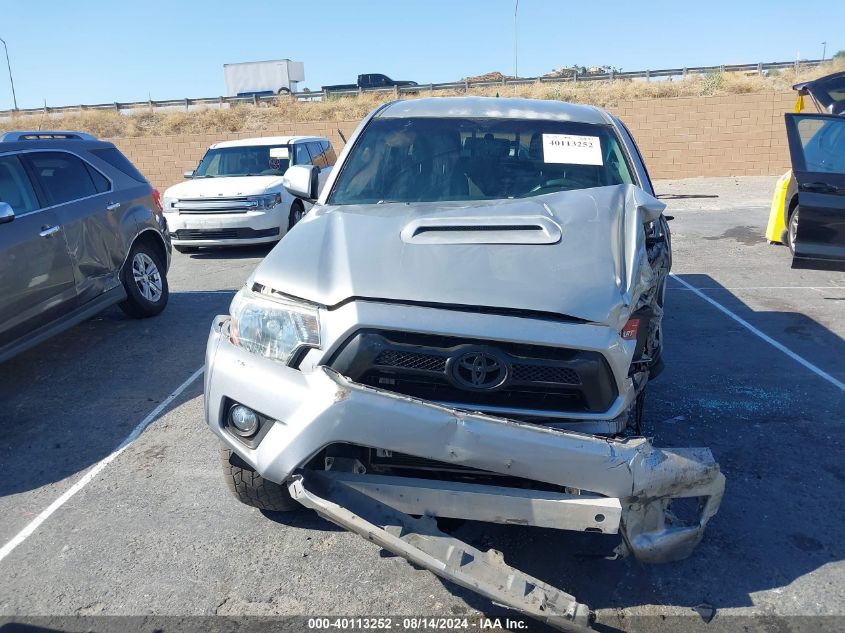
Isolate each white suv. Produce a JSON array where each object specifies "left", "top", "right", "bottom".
[{"left": 162, "top": 136, "right": 335, "bottom": 252}]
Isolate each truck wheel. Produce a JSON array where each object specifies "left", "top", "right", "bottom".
[
  {"left": 118, "top": 239, "right": 169, "bottom": 318},
  {"left": 288, "top": 201, "right": 305, "bottom": 229},
  {"left": 220, "top": 448, "right": 300, "bottom": 512}
]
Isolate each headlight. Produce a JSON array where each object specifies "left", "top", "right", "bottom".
[
  {"left": 229, "top": 289, "right": 319, "bottom": 364},
  {"left": 253, "top": 193, "right": 282, "bottom": 209}
]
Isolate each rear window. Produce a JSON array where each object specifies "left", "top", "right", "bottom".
[
  {"left": 328, "top": 117, "right": 635, "bottom": 205},
  {"left": 90, "top": 147, "right": 148, "bottom": 183},
  {"left": 26, "top": 152, "right": 100, "bottom": 205}
]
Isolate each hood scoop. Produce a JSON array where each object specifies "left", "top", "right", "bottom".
[{"left": 400, "top": 215, "right": 561, "bottom": 245}]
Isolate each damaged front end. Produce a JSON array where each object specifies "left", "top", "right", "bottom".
[
  {"left": 206, "top": 316, "right": 724, "bottom": 629},
  {"left": 205, "top": 177, "right": 717, "bottom": 629},
  {"left": 287, "top": 368, "right": 725, "bottom": 565}
]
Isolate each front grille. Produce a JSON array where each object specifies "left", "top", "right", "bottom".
[
  {"left": 328, "top": 330, "right": 617, "bottom": 415},
  {"left": 374, "top": 350, "right": 447, "bottom": 372},
  {"left": 360, "top": 374, "right": 587, "bottom": 411},
  {"left": 174, "top": 197, "right": 262, "bottom": 214},
  {"left": 511, "top": 364, "right": 580, "bottom": 385},
  {"left": 173, "top": 227, "right": 279, "bottom": 241}
]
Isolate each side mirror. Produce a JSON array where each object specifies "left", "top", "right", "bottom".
[
  {"left": 0, "top": 202, "right": 14, "bottom": 225},
  {"left": 183, "top": 170, "right": 194, "bottom": 179},
  {"left": 283, "top": 165, "right": 319, "bottom": 201}
]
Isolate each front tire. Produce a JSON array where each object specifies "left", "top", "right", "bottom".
[
  {"left": 288, "top": 201, "right": 305, "bottom": 230},
  {"left": 119, "top": 240, "right": 169, "bottom": 318},
  {"left": 220, "top": 448, "right": 300, "bottom": 512}
]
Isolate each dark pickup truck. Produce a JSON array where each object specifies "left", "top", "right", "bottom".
[{"left": 322, "top": 73, "right": 418, "bottom": 92}]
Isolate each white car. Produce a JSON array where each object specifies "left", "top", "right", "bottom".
[{"left": 162, "top": 136, "right": 335, "bottom": 252}]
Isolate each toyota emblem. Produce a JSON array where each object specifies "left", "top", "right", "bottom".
[{"left": 451, "top": 350, "right": 507, "bottom": 390}]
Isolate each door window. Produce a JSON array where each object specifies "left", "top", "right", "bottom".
[
  {"left": 85, "top": 163, "right": 112, "bottom": 193},
  {"left": 25, "top": 152, "right": 100, "bottom": 205},
  {"left": 794, "top": 116, "right": 845, "bottom": 173},
  {"left": 0, "top": 155, "right": 40, "bottom": 213}
]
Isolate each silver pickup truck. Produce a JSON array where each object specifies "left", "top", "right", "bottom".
[{"left": 203, "top": 97, "right": 724, "bottom": 630}]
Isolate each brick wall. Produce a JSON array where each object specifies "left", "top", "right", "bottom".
[
  {"left": 610, "top": 90, "right": 794, "bottom": 179},
  {"left": 107, "top": 91, "right": 796, "bottom": 191}
]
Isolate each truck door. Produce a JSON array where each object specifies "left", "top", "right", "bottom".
[
  {"left": 784, "top": 113, "right": 845, "bottom": 270},
  {"left": 0, "top": 154, "right": 76, "bottom": 350}
]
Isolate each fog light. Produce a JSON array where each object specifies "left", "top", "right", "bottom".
[{"left": 229, "top": 404, "right": 259, "bottom": 436}]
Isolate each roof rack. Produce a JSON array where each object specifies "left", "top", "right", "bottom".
[{"left": 0, "top": 130, "right": 97, "bottom": 142}]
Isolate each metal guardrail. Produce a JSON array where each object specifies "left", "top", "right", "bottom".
[{"left": 0, "top": 59, "right": 826, "bottom": 117}]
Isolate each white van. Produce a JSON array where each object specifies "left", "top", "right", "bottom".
[{"left": 162, "top": 136, "right": 335, "bottom": 251}]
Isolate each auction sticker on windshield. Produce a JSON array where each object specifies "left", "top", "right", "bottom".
[{"left": 542, "top": 134, "right": 603, "bottom": 165}]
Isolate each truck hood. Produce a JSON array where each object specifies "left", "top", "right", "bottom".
[
  {"left": 253, "top": 184, "right": 665, "bottom": 327},
  {"left": 163, "top": 175, "right": 284, "bottom": 199}
]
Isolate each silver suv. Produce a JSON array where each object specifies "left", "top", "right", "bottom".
[{"left": 0, "top": 131, "right": 171, "bottom": 363}]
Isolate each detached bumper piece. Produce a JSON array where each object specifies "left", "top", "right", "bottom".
[{"left": 289, "top": 470, "right": 593, "bottom": 632}]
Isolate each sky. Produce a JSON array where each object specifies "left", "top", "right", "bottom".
[{"left": 0, "top": 0, "right": 841, "bottom": 110}]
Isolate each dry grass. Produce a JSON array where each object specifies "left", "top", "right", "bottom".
[{"left": 3, "top": 59, "right": 842, "bottom": 139}]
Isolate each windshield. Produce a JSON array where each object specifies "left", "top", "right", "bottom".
[
  {"left": 328, "top": 117, "right": 635, "bottom": 205},
  {"left": 194, "top": 145, "right": 290, "bottom": 178}
]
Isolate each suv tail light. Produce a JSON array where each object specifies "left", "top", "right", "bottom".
[{"left": 151, "top": 189, "right": 164, "bottom": 215}]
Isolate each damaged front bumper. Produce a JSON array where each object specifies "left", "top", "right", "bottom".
[{"left": 206, "top": 316, "right": 724, "bottom": 564}]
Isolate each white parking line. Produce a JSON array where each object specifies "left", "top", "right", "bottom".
[
  {"left": 0, "top": 366, "right": 204, "bottom": 565},
  {"left": 671, "top": 274, "right": 845, "bottom": 392}
]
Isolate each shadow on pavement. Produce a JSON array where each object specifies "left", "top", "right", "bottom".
[
  {"left": 261, "top": 508, "right": 344, "bottom": 533},
  {"left": 0, "top": 290, "right": 232, "bottom": 499}
]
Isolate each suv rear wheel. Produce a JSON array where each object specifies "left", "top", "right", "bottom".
[
  {"left": 119, "top": 239, "right": 169, "bottom": 318},
  {"left": 220, "top": 448, "right": 300, "bottom": 512}
]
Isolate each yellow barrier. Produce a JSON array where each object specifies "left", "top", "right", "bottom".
[{"left": 765, "top": 170, "right": 792, "bottom": 243}]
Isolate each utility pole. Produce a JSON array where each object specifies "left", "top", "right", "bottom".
[
  {"left": 514, "top": 0, "right": 519, "bottom": 79},
  {"left": 822, "top": 41, "right": 827, "bottom": 61},
  {"left": 0, "top": 36, "right": 17, "bottom": 110}
]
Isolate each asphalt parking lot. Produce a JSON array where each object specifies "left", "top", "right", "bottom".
[{"left": 0, "top": 175, "right": 843, "bottom": 632}]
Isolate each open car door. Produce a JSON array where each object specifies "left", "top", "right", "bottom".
[{"left": 784, "top": 113, "right": 845, "bottom": 270}]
